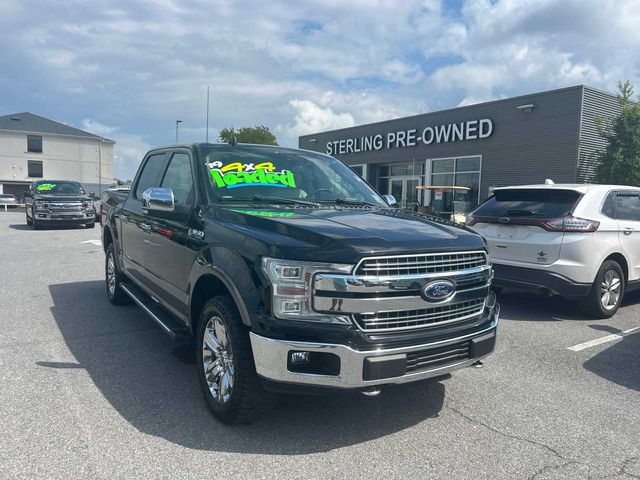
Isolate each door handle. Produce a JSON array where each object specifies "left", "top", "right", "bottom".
[
  {"left": 623, "top": 227, "right": 634, "bottom": 235},
  {"left": 140, "top": 223, "right": 152, "bottom": 233}
]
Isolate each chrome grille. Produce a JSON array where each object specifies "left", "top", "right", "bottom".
[
  {"left": 355, "top": 299, "right": 485, "bottom": 333},
  {"left": 406, "top": 341, "right": 471, "bottom": 373},
  {"left": 49, "top": 201, "right": 83, "bottom": 213},
  {"left": 356, "top": 251, "right": 487, "bottom": 276}
]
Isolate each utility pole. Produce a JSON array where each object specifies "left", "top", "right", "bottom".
[{"left": 176, "top": 120, "right": 182, "bottom": 143}]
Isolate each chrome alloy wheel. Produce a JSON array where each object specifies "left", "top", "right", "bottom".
[
  {"left": 202, "top": 316, "right": 235, "bottom": 403},
  {"left": 107, "top": 251, "right": 116, "bottom": 296},
  {"left": 600, "top": 269, "right": 622, "bottom": 310}
]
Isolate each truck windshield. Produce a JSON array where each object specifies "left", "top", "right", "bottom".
[
  {"left": 35, "top": 182, "right": 85, "bottom": 195},
  {"left": 202, "top": 145, "right": 387, "bottom": 207}
]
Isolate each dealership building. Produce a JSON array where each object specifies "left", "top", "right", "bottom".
[
  {"left": 299, "top": 85, "right": 620, "bottom": 214},
  {"left": 0, "top": 112, "right": 115, "bottom": 198}
]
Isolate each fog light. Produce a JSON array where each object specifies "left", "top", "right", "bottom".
[
  {"left": 290, "top": 351, "right": 310, "bottom": 365},
  {"left": 283, "top": 301, "right": 302, "bottom": 313}
]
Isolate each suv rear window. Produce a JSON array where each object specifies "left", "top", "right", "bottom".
[{"left": 473, "top": 189, "right": 582, "bottom": 218}]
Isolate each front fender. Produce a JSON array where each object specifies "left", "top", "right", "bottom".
[{"left": 188, "top": 246, "right": 262, "bottom": 327}]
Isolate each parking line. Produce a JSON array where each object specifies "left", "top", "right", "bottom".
[
  {"left": 80, "top": 240, "right": 102, "bottom": 246},
  {"left": 568, "top": 327, "right": 640, "bottom": 352}
]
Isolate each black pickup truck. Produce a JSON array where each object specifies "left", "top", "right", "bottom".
[{"left": 102, "top": 142, "right": 499, "bottom": 423}]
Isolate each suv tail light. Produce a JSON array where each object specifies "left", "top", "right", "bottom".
[
  {"left": 466, "top": 214, "right": 599, "bottom": 232},
  {"left": 541, "top": 216, "right": 600, "bottom": 232}
]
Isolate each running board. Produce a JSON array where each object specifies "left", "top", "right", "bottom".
[{"left": 121, "top": 282, "right": 192, "bottom": 342}]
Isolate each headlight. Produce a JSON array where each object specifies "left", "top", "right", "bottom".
[
  {"left": 261, "top": 257, "right": 352, "bottom": 323},
  {"left": 35, "top": 200, "right": 46, "bottom": 209}
]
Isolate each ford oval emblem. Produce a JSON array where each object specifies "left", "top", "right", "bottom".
[
  {"left": 499, "top": 217, "right": 511, "bottom": 224},
  {"left": 423, "top": 280, "right": 456, "bottom": 302}
]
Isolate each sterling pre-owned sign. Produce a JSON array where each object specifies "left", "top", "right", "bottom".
[{"left": 325, "top": 118, "right": 493, "bottom": 155}]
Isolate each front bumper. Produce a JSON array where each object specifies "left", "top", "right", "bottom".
[
  {"left": 250, "top": 302, "right": 499, "bottom": 390},
  {"left": 34, "top": 211, "right": 95, "bottom": 224}
]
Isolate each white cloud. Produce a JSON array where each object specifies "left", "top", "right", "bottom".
[
  {"left": 0, "top": 0, "right": 638, "bottom": 164},
  {"left": 282, "top": 100, "right": 355, "bottom": 139},
  {"left": 82, "top": 119, "right": 151, "bottom": 180}
]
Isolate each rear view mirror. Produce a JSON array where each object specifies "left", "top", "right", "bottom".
[{"left": 141, "top": 187, "right": 175, "bottom": 213}]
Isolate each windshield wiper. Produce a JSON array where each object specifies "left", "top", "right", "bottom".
[
  {"left": 332, "top": 198, "right": 378, "bottom": 207},
  {"left": 252, "top": 195, "right": 320, "bottom": 206},
  {"left": 506, "top": 209, "right": 540, "bottom": 216}
]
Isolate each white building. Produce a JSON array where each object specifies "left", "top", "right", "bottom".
[{"left": 0, "top": 112, "right": 115, "bottom": 198}]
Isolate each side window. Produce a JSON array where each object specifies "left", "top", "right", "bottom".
[
  {"left": 135, "top": 153, "right": 168, "bottom": 199},
  {"left": 601, "top": 192, "right": 615, "bottom": 218},
  {"left": 615, "top": 194, "right": 640, "bottom": 221},
  {"left": 160, "top": 152, "right": 194, "bottom": 206}
]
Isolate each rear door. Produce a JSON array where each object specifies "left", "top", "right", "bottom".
[
  {"left": 614, "top": 190, "right": 640, "bottom": 281},
  {"left": 469, "top": 188, "right": 582, "bottom": 265}
]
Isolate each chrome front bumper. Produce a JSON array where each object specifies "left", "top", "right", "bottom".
[{"left": 250, "top": 303, "right": 499, "bottom": 389}]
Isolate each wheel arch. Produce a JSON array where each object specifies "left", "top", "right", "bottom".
[
  {"left": 603, "top": 252, "right": 629, "bottom": 282},
  {"left": 189, "top": 268, "right": 253, "bottom": 336}
]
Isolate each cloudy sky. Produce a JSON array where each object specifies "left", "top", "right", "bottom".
[{"left": 1, "top": 0, "right": 638, "bottom": 179}]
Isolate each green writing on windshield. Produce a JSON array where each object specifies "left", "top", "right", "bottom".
[
  {"left": 207, "top": 161, "right": 297, "bottom": 189},
  {"left": 36, "top": 183, "right": 56, "bottom": 191}
]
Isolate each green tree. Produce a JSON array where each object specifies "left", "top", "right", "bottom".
[
  {"left": 218, "top": 125, "right": 278, "bottom": 145},
  {"left": 595, "top": 80, "right": 640, "bottom": 185}
]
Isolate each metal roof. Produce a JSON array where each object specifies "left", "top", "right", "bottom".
[{"left": 0, "top": 112, "right": 114, "bottom": 142}]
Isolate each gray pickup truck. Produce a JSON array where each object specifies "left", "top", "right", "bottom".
[{"left": 25, "top": 180, "right": 96, "bottom": 229}]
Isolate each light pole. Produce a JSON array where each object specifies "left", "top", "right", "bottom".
[
  {"left": 176, "top": 120, "right": 182, "bottom": 143},
  {"left": 98, "top": 139, "right": 102, "bottom": 195}
]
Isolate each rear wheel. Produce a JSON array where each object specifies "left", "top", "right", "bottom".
[
  {"left": 105, "top": 243, "right": 131, "bottom": 305},
  {"left": 578, "top": 260, "right": 625, "bottom": 318},
  {"left": 196, "top": 296, "right": 273, "bottom": 424}
]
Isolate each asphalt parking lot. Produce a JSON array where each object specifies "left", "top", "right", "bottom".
[{"left": 0, "top": 210, "right": 638, "bottom": 480}]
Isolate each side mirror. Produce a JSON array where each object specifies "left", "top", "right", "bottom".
[
  {"left": 88, "top": 192, "right": 96, "bottom": 198},
  {"left": 382, "top": 194, "right": 397, "bottom": 206},
  {"left": 142, "top": 187, "right": 175, "bottom": 213}
]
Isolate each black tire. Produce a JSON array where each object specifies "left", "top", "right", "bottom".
[
  {"left": 26, "top": 210, "right": 32, "bottom": 226},
  {"left": 87, "top": 222, "right": 96, "bottom": 229},
  {"left": 196, "top": 296, "right": 273, "bottom": 424},
  {"left": 578, "top": 260, "right": 625, "bottom": 319},
  {"left": 105, "top": 243, "right": 132, "bottom": 305},
  {"left": 32, "top": 217, "right": 41, "bottom": 230}
]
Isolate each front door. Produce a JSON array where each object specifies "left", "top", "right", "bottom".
[
  {"left": 389, "top": 176, "right": 420, "bottom": 209},
  {"left": 121, "top": 152, "right": 168, "bottom": 286},
  {"left": 143, "top": 151, "right": 196, "bottom": 316}
]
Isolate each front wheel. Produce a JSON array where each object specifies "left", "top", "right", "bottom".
[
  {"left": 578, "top": 260, "right": 625, "bottom": 318},
  {"left": 87, "top": 222, "right": 96, "bottom": 229},
  {"left": 26, "top": 210, "right": 32, "bottom": 226},
  {"left": 196, "top": 296, "right": 273, "bottom": 424}
]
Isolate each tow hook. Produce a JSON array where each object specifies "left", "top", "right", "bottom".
[
  {"left": 361, "top": 386, "right": 382, "bottom": 397},
  {"left": 472, "top": 360, "right": 484, "bottom": 368}
]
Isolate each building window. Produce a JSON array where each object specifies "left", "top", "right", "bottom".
[
  {"left": 429, "top": 156, "right": 481, "bottom": 216},
  {"left": 28, "top": 160, "right": 43, "bottom": 178},
  {"left": 350, "top": 164, "right": 367, "bottom": 180},
  {"left": 27, "top": 135, "right": 43, "bottom": 153}
]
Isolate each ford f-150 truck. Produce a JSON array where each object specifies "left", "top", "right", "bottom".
[
  {"left": 102, "top": 142, "right": 499, "bottom": 424},
  {"left": 25, "top": 180, "right": 96, "bottom": 229}
]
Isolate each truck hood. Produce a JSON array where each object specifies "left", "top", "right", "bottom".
[{"left": 217, "top": 206, "right": 485, "bottom": 264}]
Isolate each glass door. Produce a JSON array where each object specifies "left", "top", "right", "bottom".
[{"left": 389, "top": 176, "right": 420, "bottom": 209}]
